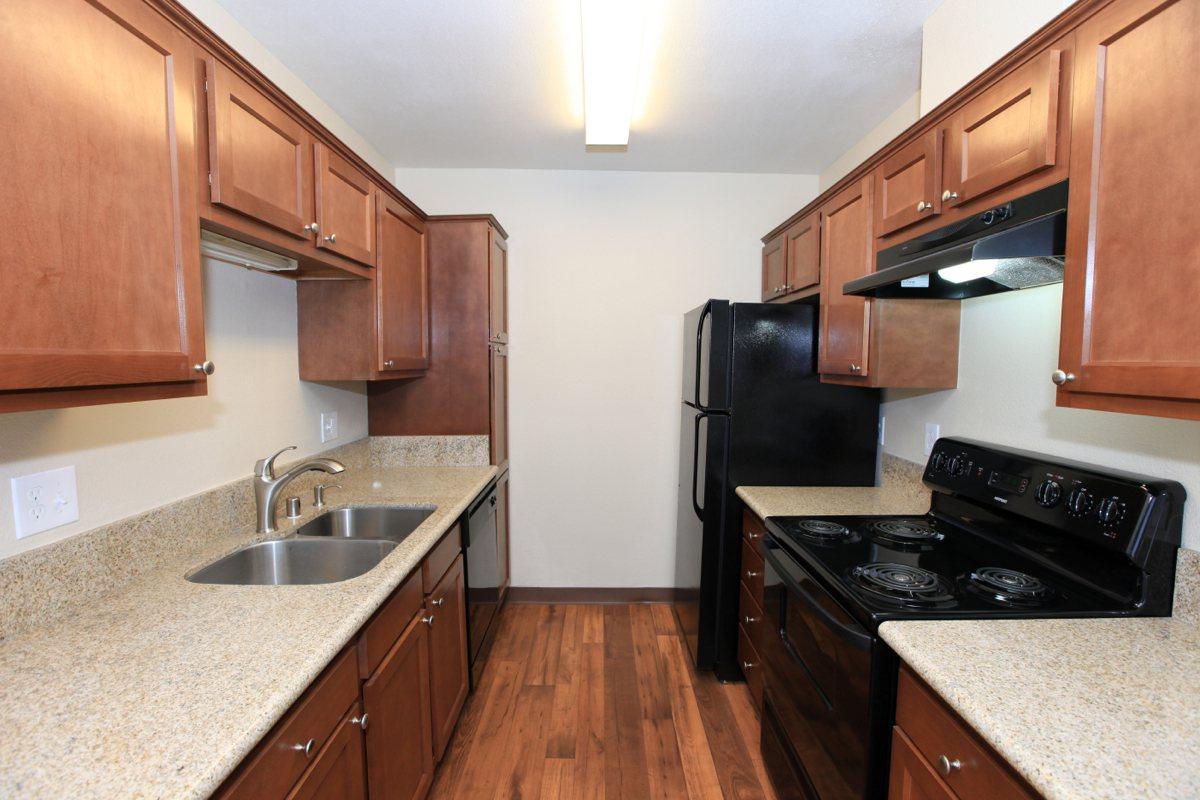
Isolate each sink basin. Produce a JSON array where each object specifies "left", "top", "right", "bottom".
[
  {"left": 294, "top": 505, "right": 436, "bottom": 542},
  {"left": 186, "top": 539, "right": 397, "bottom": 585}
]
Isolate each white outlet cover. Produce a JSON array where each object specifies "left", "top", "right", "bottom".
[
  {"left": 12, "top": 466, "right": 79, "bottom": 539},
  {"left": 924, "top": 423, "right": 941, "bottom": 455},
  {"left": 320, "top": 411, "right": 339, "bottom": 443}
]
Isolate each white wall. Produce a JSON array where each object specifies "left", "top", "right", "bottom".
[
  {"left": 0, "top": 264, "right": 367, "bottom": 560},
  {"left": 0, "top": 2, "right": 386, "bottom": 561},
  {"left": 395, "top": 168, "right": 818, "bottom": 587},
  {"left": 819, "top": 93, "right": 921, "bottom": 192},
  {"left": 877, "top": 0, "right": 1200, "bottom": 551}
]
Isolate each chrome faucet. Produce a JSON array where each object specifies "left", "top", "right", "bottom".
[{"left": 253, "top": 446, "right": 345, "bottom": 533}]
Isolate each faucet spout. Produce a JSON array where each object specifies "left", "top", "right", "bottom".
[{"left": 253, "top": 448, "right": 347, "bottom": 534}]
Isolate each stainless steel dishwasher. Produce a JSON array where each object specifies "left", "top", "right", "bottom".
[{"left": 462, "top": 472, "right": 505, "bottom": 678}]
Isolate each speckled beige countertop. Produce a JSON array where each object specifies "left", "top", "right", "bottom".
[
  {"left": 0, "top": 462, "right": 496, "bottom": 799},
  {"left": 881, "top": 550, "right": 1200, "bottom": 800},
  {"left": 737, "top": 454, "right": 931, "bottom": 519}
]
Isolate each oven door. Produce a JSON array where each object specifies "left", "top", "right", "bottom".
[{"left": 759, "top": 536, "right": 876, "bottom": 800}]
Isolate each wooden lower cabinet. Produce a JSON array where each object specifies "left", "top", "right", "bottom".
[
  {"left": 289, "top": 706, "right": 369, "bottom": 800},
  {"left": 891, "top": 666, "right": 1038, "bottom": 800},
  {"left": 363, "top": 614, "right": 435, "bottom": 800},
  {"left": 427, "top": 555, "right": 470, "bottom": 760},
  {"left": 739, "top": 511, "right": 768, "bottom": 711}
]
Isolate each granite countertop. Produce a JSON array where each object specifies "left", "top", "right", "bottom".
[
  {"left": 737, "top": 455, "right": 931, "bottom": 520},
  {"left": 881, "top": 549, "right": 1200, "bottom": 800},
  {"left": 0, "top": 463, "right": 496, "bottom": 799}
]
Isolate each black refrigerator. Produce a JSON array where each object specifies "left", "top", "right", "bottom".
[{"left": 675, "top": 300, "right": 880, "bottom": 679}]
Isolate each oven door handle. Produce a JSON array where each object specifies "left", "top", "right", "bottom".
[{"left": 762, "top": 540, "right": 873, "bottom": 651}]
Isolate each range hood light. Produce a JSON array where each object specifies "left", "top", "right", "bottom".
[{"left": 938, "top": 259, "right": 1000, "bottom": 284}]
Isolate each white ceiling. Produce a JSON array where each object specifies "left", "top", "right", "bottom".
[{"left": 213, "top": 0, "right": 941, "bottom": 174}]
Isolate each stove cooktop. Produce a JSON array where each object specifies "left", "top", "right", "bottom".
[{"left": 764, "top": 513, "right": 1127, "bottom": 625}]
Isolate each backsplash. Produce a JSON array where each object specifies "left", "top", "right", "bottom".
[{"left": 370, "top": 435, "right": 490, "bottom": 467}]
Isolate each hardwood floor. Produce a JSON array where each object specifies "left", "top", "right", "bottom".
[{"left": 428, "top": 603, "right": 779, "bottom": 800}]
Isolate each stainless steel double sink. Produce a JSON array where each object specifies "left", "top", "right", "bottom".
[{"left": 186, "top": 506, "right": 436, "bottom": 586}]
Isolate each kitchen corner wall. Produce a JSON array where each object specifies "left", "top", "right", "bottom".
[
  {"left": 394, "top": 168, "right": 818, "bottom": 588},
  {"left": 0, "top": 1, "right": 380, "bottom": 561},
  {"left": 844, "top": 0, "right": 1200, "bottom": 551}
]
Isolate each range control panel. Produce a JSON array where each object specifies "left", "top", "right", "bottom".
[{"left": 923, "top": 438, "right": 1182, "bottom": 560}]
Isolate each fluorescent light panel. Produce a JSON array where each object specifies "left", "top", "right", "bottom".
[{"left": 580, "top": 0, "right": 648, "bottom": 146}]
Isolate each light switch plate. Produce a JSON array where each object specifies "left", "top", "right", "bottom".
[
  {"left": 924, "top": 423, "right": 941, "bottom": 455},
  {"left": 320, "top": 411, "right": 339, "bottom": 443},
  {"left": 12, "top": 466, "right": 79, "bottom": 539}
]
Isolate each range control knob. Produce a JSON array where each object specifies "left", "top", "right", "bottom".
[
  {"left": 947, "top": 454, "right": 970, "bottom": 477},
  {"left": 1066, "top": 487, "right": 1096, "bottom": 517},
  {"left": 1097, "top": 497, "right": 1127, "bottom": 525},
  {"left": 1034, "top": 480, "right": 1063, "bottom": 508},
  {"left": 930, "top": 452, "right": 947, "bottom": 473}
]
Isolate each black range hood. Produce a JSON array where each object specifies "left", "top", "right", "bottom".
[{"left": 844, "top": 181, "right": 1068, "bottom": 300}]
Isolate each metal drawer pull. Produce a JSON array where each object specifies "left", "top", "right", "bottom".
[
  {"left": 745, "top": 570, "right": 761, "bottom": 578},
  {"left": 352, "top": 713, "right": 369, "bottom": 731},
  {"left": 431, "top": 597, "right": 446, "bottom": 607},
  {"left": 742, "top": 660, "right": 757, "bottom": 670},
  {"left": 293, "top": 738, "right": 316, "bottom": 758},
  {"left": 422, "top": 614, "right": 435, "bottom": 627},
  {"left": 938, "top": 755, "right": 963, "bottom": 776},
  {"left": 744, "top": 615, "right": 760, "bottom": 625}
]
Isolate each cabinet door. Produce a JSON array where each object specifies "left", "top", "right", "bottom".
[
  {"left": 377, "top": 194, "right": 430, "bottom": 372},
  {"left": 488, "top": 229, "right": 509, "bottom": 343},
  {"left": 876, "top": 130, "right": 942, "bottom": 236},
  {"left": 888, "top": 729, "right": 957, "bottom": 800},
  {"left": 819, "top": 176, "right": 873, "bottom": 377},
  {"left": 315, "top": 143, "right": 377, "bottom": 266},
  {"left": 761, "top": 234, "right": 786, "bottom": 300},
  {"left": 943, "top": 48, "right": 1062, "bottom": 207},
  {"left": 784, "top": 213, "right": 821, "bottom": 294},
  {"left": 206, "top": 59, "right": 314, "bottom": 239},
  {"left": 427, "top": 555, "right": 469, "bottom": 760},
  {"left": 287, "top": 708, "right": 368, "bottom": 800},
  {"left": 363, "top": 614, "right": 434, "bottom": 800},
  {"left": 490, "top": 342, "right": 509, "bottom": 467},
  {"left": 1058, "top": 0, "right": 1200, "bottom": 409},
  {"left": 0, "top": 0, "right": 205, "bottom": 393}
]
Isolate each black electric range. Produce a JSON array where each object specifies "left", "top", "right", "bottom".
[{"left": 754, "top": 437, "right": 1185, "bottom": 800}]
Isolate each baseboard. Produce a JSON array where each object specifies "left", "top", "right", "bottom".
[{"left": 505, "top": 587, "right": 681, "bottom": 604}]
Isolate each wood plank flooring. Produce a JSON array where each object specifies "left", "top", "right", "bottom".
[{"left": 429, "top": 603, "right": 778, "bottom": 800}]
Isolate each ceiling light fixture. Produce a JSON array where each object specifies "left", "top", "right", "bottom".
[{"left": 580, "top": 0, "right": 648, "bottom": 146}]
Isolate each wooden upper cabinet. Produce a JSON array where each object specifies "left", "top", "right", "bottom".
[
  {"left": 761, "top": 235, "right": 787, "bottom": 301},
  {"left": 206, "top": 59, "right": 314, "bottom": 239},
  {"left": 488, "top": 229, "right": 509, "bottom": 343},
  {"left": 876, "top": 130, "right": 943, "bottom": 236},
  {"left": 819, "top": 176, "right": 874, "bottom": 377},
  {"left": 784, "top": 213, "right": 821, "bottom": 295},
  {"left": 362, "top": 614, "right": 435, "bottom": 800},
  {"left": 943, "top": 47, "right": 1063, "bottom": 207},
  {"left": 1057, "top": 0, "right": 1200, "bottom": 419},
  {"left": 377, "top": 193, "right": 430, "bottom": 372},
  {"left": 315, "top": 143, "right": 377, "bottom": 267},
  {"left": 426, "top": 556, "right": 469, "bottom": 761},
  {"left": 0, "top": 0, "right": 206, "bottom": 403}
]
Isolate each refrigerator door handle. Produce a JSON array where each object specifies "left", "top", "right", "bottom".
[
  {"left": 691, "top": 412, "right": 705, "bottom": 519},
  {"left": 694, "top": 301, "right": 712, "bottom": 410}
]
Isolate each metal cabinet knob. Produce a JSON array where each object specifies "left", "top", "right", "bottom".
[
  {"left": 293, "top": 738, "right": 316, "bottom": 757},
  {"left": 383, "top": 359, "right": 395, "bottom": 369},
  {"left": 744, "top": 615, "right": 760, "bottom": 625},
  {"left": 1051, "top": 369, "right": 1077, "bottom": 385},
  {"left": 303, "top": 222, "right": 319, "bottom": 233},
  {"left": 941, "top": 190, "right": 960, "bottom": 202},
  {"left": 938, "top": 755, "right": 963, "bottom": 776},
  {"left": 193, "top": 360, "right": 215, "bottom": 375},
  {"left": 422, "top": 614, "right": 435, "bottom": 627},
  {"left": 324, "top": 233, "right": 337, "bottom": 243},
  {"left": 850, "top": 364, "right": 862, "bottom": 373},
  {"left": 747, "top": 531, "right": 760, "bottom": 540},
  {"left": 431, "top": 597, "right": 445, "bottom": 607},
  {"left": 917, "top": 201, "right": 929, "bottom": 212},
  {"left": 745, "top": 570, "right": 761, "bottom": 578},
  {"left": 352, "top": 713, "right": 369, "bottom": 731},
  {"left": 742, "top": 660, "right": 757, "bottom": 670}
]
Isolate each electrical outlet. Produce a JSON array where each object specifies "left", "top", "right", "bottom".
[
  {"left": 320, "top": 411, "right": 339, "bottom": 443},
  {"left": 11, "top": 466, "right": 79, "bottom": 539},
  {"left": 924, "top": 423, "right": 941, "bottom": 455}
]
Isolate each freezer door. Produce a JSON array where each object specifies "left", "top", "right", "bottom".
[{"left": 673, "top": 403, "right": 729, "bottom": 669}]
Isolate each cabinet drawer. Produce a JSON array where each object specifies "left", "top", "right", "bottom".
[
  {"left": 739, "top": 580, "right": 765, "bottom": 652},
  {"left": 422, "top": 523, "right": 462, "bottom": 594},
  {"left": 357, "top": 570, "right": 423, "bottom": 679},
  {"left": 742, "top": 509, "right": 767, "bottom": 547},
  {"left": 737, "top": 623, "right": 763, "bottom": 709},
  {"left": 896, "top": 667, "right": 1036, "bottom": 800},
  {"left": 741, "top": 536, "right": 764, "bottom": 598},
  {"left": 218, "top": 648, "right": 359, "bottom": 800},
  {"left": 889, "top": 727, "right": 957, "bottom": 800}
]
